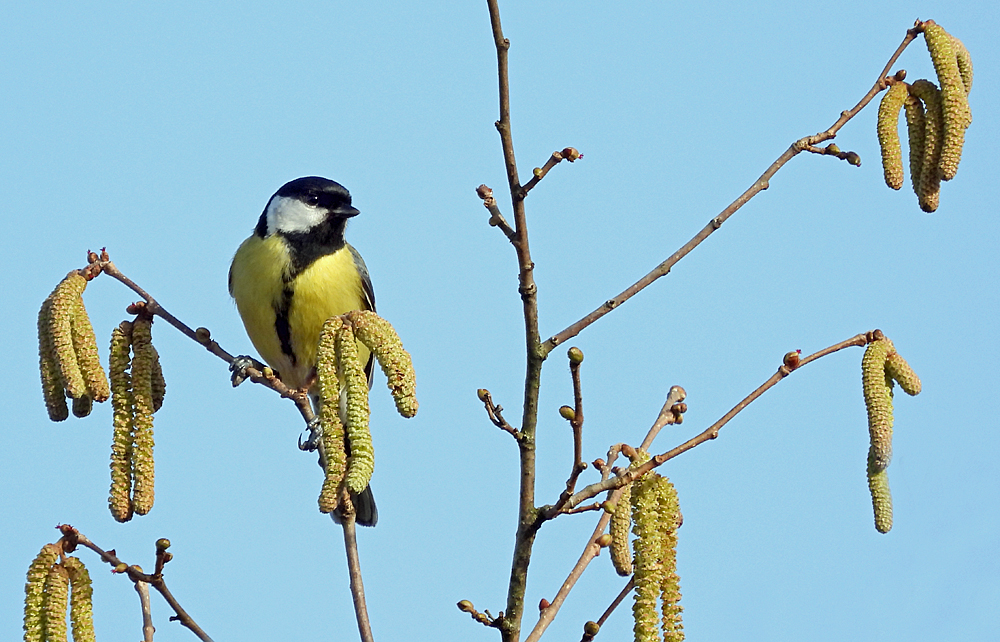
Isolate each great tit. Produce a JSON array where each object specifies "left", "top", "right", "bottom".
[{"left": 229, "top": 176, "right": 378, "bottom": 526}]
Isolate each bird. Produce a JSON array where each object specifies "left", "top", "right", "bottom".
[{"left": 229, "top": 176, "right": 378, "bottom": 526}]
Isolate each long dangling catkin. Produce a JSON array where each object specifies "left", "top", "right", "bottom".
[
  {"left": 64, "top": 557, "right": 96, "bottom": 642},
  {"left": 45, "top": 274, "right": 89, "bottom": 401},
  {"left": 656, "top": 476, "right": 684, "bottom": 642},
  {"left": 876, "top": 82, "right": 909, "bottom": 190},
  {"left": 631, "top": 470, "right": 662, "bottom": 642},
  {"left": 924, "top": 23, "right": 970, "bottom": 181},
  {"left": 149, "top": 344, "right": 166, "bottom": 412},
  {"left": 862, "top": 338, "right": 895, "bottom": 471},
  {"left": 336, "top": 322, "right": 375, "bottom": 495},
  {"left": 903, "top": 95, "right": 926, "bottom": 199},
  {"left": 610, "top": 482, "right": 634, "bottom": 576},
  {"left": 316, "top": 317, "right": 347, "bottom": 513},
  {"left": 42, "top": 564, "right": 70, "bottom": 642},
  {"left": 908, "top": 80, "right": 944, "bottom": 213},
  {"left": 951, "top": 35, "right": 973, "bottom": 96},
  {"left": 24, "top": 544, "right": 60, "bottom": 642},
  {"left": 130, "top": 317, "right": 156, "bottom": 515},
  {"left": 867, "top": 449, "right": 893, "bottom": 533},
  {"left": 348, "top": 310, "right": 418, "bottom": 418},
  {"left": 37, "top": 298, "right": 69, "bottom": 422},
  {"left": 71, "top": 296, "right": 110, "bottom": 403},
  {"left": 108, "top": 321, "right": 135, "bottom": 522}
]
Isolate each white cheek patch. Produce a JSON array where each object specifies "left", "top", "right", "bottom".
[{"left": 265, "top": 195, "right": 326, "bottom": 235}]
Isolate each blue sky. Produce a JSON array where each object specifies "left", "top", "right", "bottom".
[{"left": 2, "top": 1, "right": 997, "bottom": 641}]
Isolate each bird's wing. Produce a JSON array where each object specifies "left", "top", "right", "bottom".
[{"left": 348, "top": 244, "right": 377, "bottom": 386}]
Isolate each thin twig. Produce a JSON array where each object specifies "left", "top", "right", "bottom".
[
  {"left": 581, "top": 577, "right": 635, "bottom": 642},
  {"left": 63, "top": 526, "right": 215, "bottom": 642},
  {"left": 638, "top": 385, "right": 687, "bottom": 453},
  {"left": 478, "top": 388, "right": 521, "bottom": 440},
  {"left": 342, "top": 516, "right": 375, "bottom": 642},
  {"left": 539, "top": 24, "right": 923, "bottom": 358},
  {"left": 134, "top": 581, "right": 155, "bottom": 642},
  {"left": 555, "top": 333, "right": 871, "bottom": 511},
  {"left": 524, "top": 504, "right": 615, "bottom": 642},
  {"left": 519, "top": 148, "right": 582, "bottom": 199},
  {"left": 477, "top": 185, "right": 517, "bottom": 242}
]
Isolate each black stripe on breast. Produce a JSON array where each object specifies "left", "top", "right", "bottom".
[{"left": 274, "top": 283, "right": 297, "bottom": 365}]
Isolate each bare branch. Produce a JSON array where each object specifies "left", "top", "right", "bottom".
[
  {"left": 539, "top": 24, "right": 923, "bottom": 357},
  {"left": 478, "top": 388, "right": 521, "bottom": 440},
  {"left": 341, "top": 517, "right": 375, "bottom": 642},
  {"left": 477, "top": 185, "right": 517, "bottom": 242},
  {"left": 580, "top": 577, "right": 635, "bottom": 642},
  {"left": 519, "top": 148, "right": 582, "bottom": 199},
  {"left": 134, "top": 581, "right": 154, "bottom": 642}
]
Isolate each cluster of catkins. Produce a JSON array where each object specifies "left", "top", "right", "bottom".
[
  {"left": 107, "top": 317, "right": 165, "bottom": 522},
  {"left": 878, "top": 21, "right": 972, "bottom": 212},
  {"left": 315, "top": 310, "right": 417, "bottom": 515},
  {"left": 608, "top": 454, "right": 684, "bottom": 642},
  {"left": 23, "top": 545, "right": 95, "bottom": 642},
  {"left": 861, "top": 331, "right": 921, "bottom": 533},
  {"left": 37, "top": 274, "right": 109, "bottom": 421}
]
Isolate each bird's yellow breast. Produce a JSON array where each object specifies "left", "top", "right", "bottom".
[{"left": 230, "top": 234, "right": 370, "bottom": 390}]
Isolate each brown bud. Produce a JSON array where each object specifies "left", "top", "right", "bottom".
[
  {"left": 783, "top": 350, "right": 801, "bottom": 369},
  {"left": 476, "top": 185, "right": 493, "bottom": 199},
  {"left": 538, "top": 598, "right": 550, "bottom": 611},
  {"left": 195, "top": 327, "right": 211, "bottom": 343},
  {"left": 561, "top": 147, "right": 582, "bottom": 161},
  {"left": 592, "top": 458, "right": 606, "bottom": 469},
  {"left": 845, "top": 151, "right": 862, "bottom": 166}
]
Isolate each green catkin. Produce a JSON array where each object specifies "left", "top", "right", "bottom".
[
  {"left": 38, "top": 298, "right": 69, "bottom": 422},
  {"left": 877, "top": 82, "right": 909, "bottom": 190},
  {"left": 867, "top": 449, "right": 893, "bottom": 533},
  {"left": 336, "top": 322, "right": 375, "bottom": 495},
  {"left": 951, "top": 35, "right": 973, "bottom": 96},
  {"left": 908, "top": 80, "right": 944, "bottom": 213},
  {"left": 316, "top": 317, "right": 347, "bottom": 513},
  {"left": 885, "top": 351, "right": 922, "bottom": 396},
  {"left": 42, "top": 564, "right": 70, "bottom": 642},
  {"left": 46, "top": 274, "right": 89, "bottom": 400},
  {"left": 610, "top": 483, "right": 634, "bottom": 576},
  {"left": 149, "top": 344, "right": 166, "bottom": 412},
  {"left": 130, "top": 317, "right": 156, "bottom": 515},
  {"left": 24, "top": 544, "right": 60, "bottom": 642},
  {"left": 656, "top": 476, "right": 684, "bottom": 642},
  {"left": 64, "top": 557, "right": 96, "bottom": 642},
  {"left": 903, "top": 95, "right": 926, "bottom": 198},
  {"left": 631, "top": 471, "right": 662, "bottom": 642},
  {"left": 924, "top": 23, "right": 970, "bottom": 181},
  {"left": 108, "top": 322, "right": 135, "bottom": 523},
  {"left": 348, "top": 310, "right": 418, "bottom": 418},
  {"left": 71, "top": 296, "right": 110, "bottom": 403},
  {"left": 862, "top": 339, "right": 895, "bottom": 471}
]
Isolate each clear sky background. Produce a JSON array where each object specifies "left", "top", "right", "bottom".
[{"left": 2, "top": 2, "right": 997, "bottom": 641}]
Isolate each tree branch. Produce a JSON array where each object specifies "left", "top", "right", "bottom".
[
  {"left": 342, "top": 516, "right": 375, "bottom": 642},
  {"left": 539, "top": 23, "right": 923, "bottom": 357}
]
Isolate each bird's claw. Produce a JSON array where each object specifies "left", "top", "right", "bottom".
[
  {"left": 230, "top": 355, "right": 261, "bottom": 387},
  {"left": 299, "top": 416, "right": 323, "bottom": 451}
]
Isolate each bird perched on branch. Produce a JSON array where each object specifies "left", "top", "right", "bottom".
[{"left": 229, "top": 176, "right": 378, "bottom": 526}]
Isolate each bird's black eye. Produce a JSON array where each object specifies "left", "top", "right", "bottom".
[{"left": 304, "top": 193, "right": 320, "bottom": 207}]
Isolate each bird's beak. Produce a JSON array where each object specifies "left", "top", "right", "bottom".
[{"left": 334, "top": 205, "right": 361, "bottom": 218}]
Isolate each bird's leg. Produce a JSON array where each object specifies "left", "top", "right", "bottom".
[
  {"left": 298, "top": 416, "right": 323, "bottom": 451},
  {"left": 229, "top": 355, "right": 269, "bottom": 386}
]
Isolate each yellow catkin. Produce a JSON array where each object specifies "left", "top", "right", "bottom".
[
  {"left": 951, "top": 35, "right": 973, "bottom": 96},
  {"left": 71, "top": 395, "right": 94, "bottom": 419},
  {"left": 631, "top": 471, "right": 662, "bottom": 642},
  {"left": 908, "top": 80, "right": 943, "bottom": 213},
  {"left": 108, "top": 321, "right": 135, "bottom": 522},
  {"left": 316, "top": 317, "right": 347, "bottom": 513},
  {"left": 610, "top": 483, "right": 634, "bottom": 576},
  {"left": 24, "top": 544, "right": 60, "bottom": 642},
  {"left": 867, "top": 449, "right": 893, "bottom": 533},
  {"left": 336, "top": 322, "right": 375, "bottom": 495},
  {"left": 38, "top": 298, "right": 69, "bottom": 422},
  {"left": 924, "top": 23, "right": 970, "bottom": 181},
  {"left": 47, "top": 274, "right": 89, "bottom": 400},
  {"left": 42, "top": 564, "right": 70, "bottom": 642},
  {"left": 885, "top": 351, "right": 921, "bottom": 396},
  {"left": 64, "top": 557, "right": 96, "bottom": 642},
  {"left": 656, "top": 476, "right": 684, "bottom": 642},
  {"left": 71, "top": 296, "right": 110, "bottom": 403},
  {"left": 903, "top": 95, "right": 926, "bottom": 198},
  {"left": 347, "top": 310, "right": 418, "bottom": 418},
  {"left": 877, "top": 82, "right": 909, "bottom": 190},
  {"left": 862, "top": 338, "right": 894, "bottom": 471},
  {"left": 149, "top": 344, "right": 166, "bottom": 412},
  {"left": 130, "top": 317, "right": 156, "bottom": 515}
]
